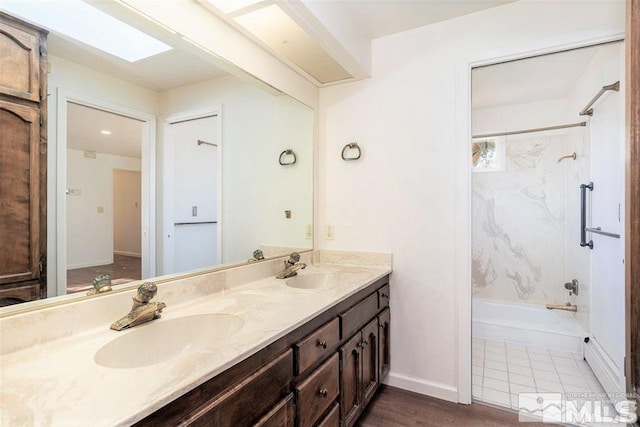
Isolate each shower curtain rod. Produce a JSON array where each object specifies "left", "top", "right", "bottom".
[{"left": 472, "top": 121, "right": 587, "bottom": 139}]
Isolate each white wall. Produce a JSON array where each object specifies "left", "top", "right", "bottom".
[
  {"left": 160, "top": 75, "right": 313, "bottom": 267},
  {"left": 318, "top": 0, "right": 624, "bottom": 401},
  {"left": 66, "top": 150, "right": 141, "bottom": 269},
  {"left": 47, "top": 55, "right": 158, "bottom": 294}
]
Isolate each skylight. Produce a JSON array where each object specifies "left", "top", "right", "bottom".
[
  {"left": 203, "top": 0, "right": 264, "bottom": 15},
  {"left": 1, "top": 0, "right": 172, "bottom": 62}
]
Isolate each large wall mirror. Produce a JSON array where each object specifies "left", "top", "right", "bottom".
[{"left": 0, "top": 0, "right": 313, "bottom": 309}]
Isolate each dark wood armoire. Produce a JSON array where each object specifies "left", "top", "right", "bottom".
[{"left": 0, "top": 12, "right": 47, "bottom": 305}]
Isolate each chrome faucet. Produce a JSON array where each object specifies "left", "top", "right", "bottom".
[
  {"left": 276, "top": 252, "right": 307, "bottom": 279},
  {"left": 110, "top": 282, "right": 166, "bottom": 331}
]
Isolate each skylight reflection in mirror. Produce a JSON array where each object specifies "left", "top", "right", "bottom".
[{"left": 1, "top": 0, "right": 172, "bottom": 62}]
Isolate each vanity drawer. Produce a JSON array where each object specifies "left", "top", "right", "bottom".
[
  {"left": 340, "top": 293, "right": 378, "bottom": 339},
  {"left": 294, "top": 317, "right": 340, "bottom": 375},
  {"left": 254, "top": 393, "right": 295, "bottom": 427},
  {"left": 316, "top": 402, "right": 339, "bottom": 427},
  {"left": 378, "top": 284, "right": 390, "bottom": 309},
  {"left": 296, "top": 353, "right": 339, "bottom": 427},
  {"left": 176, "top": 349, "right": 293, "bottom": 427}
]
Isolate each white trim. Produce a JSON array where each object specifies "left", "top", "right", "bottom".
[
  {"left": 386, "top": 372, "right": 458, "bottom": 403},
  {"left": 585, "top": 338, "right": 625, "bottom": 397},
  {"left": 66, "top": 259, "right": 114, "bottom": 270},
  {"left": 455, "top": 31, "right": 625, "bottom": 404},
  {"left": 113, "top": 251, "right": 142, "bottom": 258},
  {"left": 162, "top": 106, "right": 223, "bottom": 274},
  {"left": 55, "top": 88, "right": 156, "bottom": 297}
]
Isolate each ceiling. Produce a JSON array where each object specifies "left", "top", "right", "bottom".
[
  {"left": 67, "top": 103, "right": 143, "bottom": 158},
  {"left": 471, "top": 43, "right": 620, "bottom": 109},
  {"left": 48, "top": 33, "right": 228, "bottom": 92},
  {"left": 303, "top": 0, "right": 517, "bottom": 41},
  {"left": 206, "top": 0, "right": 517, "bottom": 85}
]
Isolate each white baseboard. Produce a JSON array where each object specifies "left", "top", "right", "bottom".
[
  {"left": 385, "top": 371, "right": 458, "bottom": 403},
  {"left": 67, "top": 259, "right": 112, "bottom": 270},
  {"left": 584, "top": 337, "right": 625, "bottom": 398},
  {"left": 114, "top": 251, "right": 141, "bottom": 258}
]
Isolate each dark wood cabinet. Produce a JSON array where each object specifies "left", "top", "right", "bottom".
[
  {"left": 361, "top": 318, "right": 379, "bottom": 406},
  {"left": 254, "top": 393, "right": 295, "bottom": 427},
  {"left": 378, "top": 308, "right": 391, "bottom": 380},
  {"left": 339, "top": 318, "right": 379, "bottom": 427},
  {"left": 0, "top": 13, "right": 47, "bottom": 305},
  {"left": 296, "top": 353, "right": 339, "bottom": 426},
  {"left": 137, "top": 275, "right": 391, "bottom": 427}
]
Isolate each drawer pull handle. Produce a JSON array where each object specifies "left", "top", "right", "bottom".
[
  {"left": 317, "top": 340, "right": 327, "bottom": 349},
  {"left": 380, "top": 323, "right": 386, "bottom": 329},
  {"left": 381, "top": 293, "right": 389, "bottom": 298},
  {"left": 319, "top": 388, "right": 328, "bottom": 397},
  {"left": 363, "top": 339, "right": 369, "bottom": 346}
]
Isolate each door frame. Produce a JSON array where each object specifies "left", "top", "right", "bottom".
[
  {"left": 162, "top": 106, "right": 223, "bottom": 275},
  {"left": 55, "top": 88, "right": 156, "bottom": 296},
  {"left": 625, "top": 0, "right": 640, "bottom": 403},
  {"left": 454, "top": 31, "right": 626, "bottom": 403}
]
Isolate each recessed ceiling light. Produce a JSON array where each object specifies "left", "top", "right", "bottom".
[
  {"left": 1, "top": 0, "right": 172, "bottom": 62},
  {"left": 100, "top": 130, "right": 112, "bottom": 135},
  {"left": 204, "top": 0, "right": 264, "bottom": 14}
]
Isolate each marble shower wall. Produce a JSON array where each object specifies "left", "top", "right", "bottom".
[{"left": 472, "top": 133, "right": 576, "bottom": 305}]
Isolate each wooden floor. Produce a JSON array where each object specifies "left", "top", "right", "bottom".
[
  {"left": 67, "top": 254, "right": 141, "bottom": 293},
  {"left": 359, "top": 386, "right": 551, "bottom": 426}
]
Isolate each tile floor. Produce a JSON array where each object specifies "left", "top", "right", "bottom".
[{"left": 472, "top": 337, "right": 607, "bottom": 411}]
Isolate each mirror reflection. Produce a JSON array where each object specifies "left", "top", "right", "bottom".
[{"left": 0, "top": 1, "right": 313, "bottom": 305}]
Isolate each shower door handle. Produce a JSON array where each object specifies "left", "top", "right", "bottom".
[{"left": 580, "top": 182, "right": 593, "bottom": 249}]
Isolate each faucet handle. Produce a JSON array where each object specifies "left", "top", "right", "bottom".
[
  {"left": 135, "top": 282, "right": 158, "bottom": 303},
  {"left": 288, "top": 252, "right": 301, "bottom": 264}
]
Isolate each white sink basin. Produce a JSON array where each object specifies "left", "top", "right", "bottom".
[
  {"left": 94, "top": 313, "right": 244, "bottom": 369},
  {"left": 285, "top": 273, "right": 337, "bottom": 289}
]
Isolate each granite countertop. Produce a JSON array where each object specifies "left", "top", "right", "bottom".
[{"left": 0, "top": 260, "right": 391, "bottom": 426}]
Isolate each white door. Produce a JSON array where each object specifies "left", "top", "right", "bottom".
[
  {"left": 164, "top": 113, "right": 221, "bottom": 274},
  {"left": 585, "top": 47, "right": 625, "bottom": 395}
]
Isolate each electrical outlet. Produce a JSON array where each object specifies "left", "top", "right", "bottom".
[
  {"left": 326, "top": 225, "right": 334, "bottom": 240},
  {"left": 306, "top": 224, "right": 313, "bottom": 240},
  {"left": 192, "top": 206, "right": 197, "bottom": 217}
]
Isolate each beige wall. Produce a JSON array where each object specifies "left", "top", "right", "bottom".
[{"left": 113, "top": 170, "right": 142, "bottom": 257}]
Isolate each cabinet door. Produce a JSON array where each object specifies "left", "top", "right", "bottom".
[
  {"left": 339, "top": 333, "right": 361, "bottom": 427},
  {"left": 0, "top": 100, "right": 40, "bottom": 286},
  {"left": 0, "top": 19, "right": 41, "bottom": 102},
  {"left": 378, "top": 308, "right": 390, "bottom": 379},
  {"left": 360, "top": 318, "right": 379, "bottom": 407}
]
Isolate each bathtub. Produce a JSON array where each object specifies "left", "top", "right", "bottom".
[{"left": 472, "top": 299, "right": 586, "bottom": 354}]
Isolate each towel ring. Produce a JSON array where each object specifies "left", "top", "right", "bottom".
[
  {"left": 279, "top": 149, "right": 297, "bottom": 166},
  {"left": 341, "top": 142, "right": 361, "bottom": 161}
]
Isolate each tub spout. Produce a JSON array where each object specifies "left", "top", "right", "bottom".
[{"left": 545, "top": 302, "right": 577, "bottom": 312}]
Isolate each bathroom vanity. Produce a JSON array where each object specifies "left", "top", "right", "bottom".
[
  {"left": 0, "top": 250, "right": 391, "bottom": 426},
  {"left": 136, "top": 276, "right": 390, "bottom": 427}
]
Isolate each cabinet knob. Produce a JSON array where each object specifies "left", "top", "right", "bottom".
[
  {"left": 380, "top": 323, "right": 386, "bottom": 329},
  {"left": 363, "top": 339, "right": 369, "bottom": 346},
  {"left": 319, "top": 388, "right": 328, "bottom": 397},
  {"left": 381, "top": 293, "right": 389, "bottom": 298},
  {"left": 317, "top": 339, "right": 327, "bottom": 349}
]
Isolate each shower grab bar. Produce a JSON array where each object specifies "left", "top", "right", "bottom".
[
  {"left": 579, "top": 81, "right": 620, "bottom": 116},
  {"left": 585, "top": 227, "right": 620, "bottom": 239},
  {"left": 580, "top": 182, "right": 593, "bottom": 249},
  {"left": 174, "top": 221, "right": 218, "bottom": 226}
]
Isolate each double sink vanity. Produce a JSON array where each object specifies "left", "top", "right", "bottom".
[{"left": 0, "top": 250, "right": 391, "bottom": 426}]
